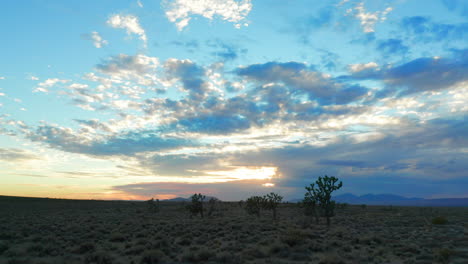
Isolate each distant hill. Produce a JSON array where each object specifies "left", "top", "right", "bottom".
[
  {"left": 289, "top": 193, "right": 468, "bottom": 207},
  {"left": 163, "top": 196, "right": 219, "bottom": 202}
]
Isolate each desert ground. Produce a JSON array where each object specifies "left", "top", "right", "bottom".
[{"left": 0, "top": 196, "right": 467, "bottom": 264}]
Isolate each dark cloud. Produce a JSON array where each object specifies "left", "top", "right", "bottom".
[
  {"left": 207, "top": 39, "right": 248, "bottom": 61},
  {"left": 345, "top": 50, "right": 468, "bottom": 96},
  {"left": 27, "top": 125, "right": 193, "bottom": 156},
  {"left": 0, "top": 148, "right": 40, "bottom": 162},
  {"left": 236, "top": 61, "right": 369, "bottom": 105},
  {"left": 164, "top": 59, "right": 208, "bottom": 101}
]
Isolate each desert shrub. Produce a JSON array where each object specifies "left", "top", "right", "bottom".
[
  {"left": 319, "top": 253, "right": 346, "bottom": 264},
  {"left": 281, "top": 228, "right": 306, "bottom": 247},
  {"left": 140, "top": 249, "right": 165, "bottom": 264},
  {"left": 74, "top": 242, "right": 95, "bottom": 254},
  {"left": 263, "top": 192, "right": 283, "bottom": 220},
  {"left": 216, "top": 252, "right": 241, "bottom": 263},
  {"left": 0, "top": 243, "right": 8, "bottom": 254},
  {"left": 360, "top": 204, "right": 367, "bottom": 209},
  {"left": 435, "top": 248, "right": 453, "bottom": 264},
  {"left": 186, "top": 193, "right": 205, "bottom": 218},
  {"left": 181, "top": 248, "right": 215, "bottom": 262},
  {"left": 85, "top": 251, "right": 113, "bottom": 264},
  {"left": 432, "top": 216, "right": 448, "bottom": 225},
  {"left": 109, "top": 232, "right": 126, "bottom": 242},
  {"left": 245, "top": 196, "right": 264, "bottom": 217}
]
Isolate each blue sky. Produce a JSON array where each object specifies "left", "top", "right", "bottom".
[{"left": 0, "top": 0, "right": 467, "bottom": 200}]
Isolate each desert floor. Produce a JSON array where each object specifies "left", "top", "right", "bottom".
[{"left": 0, "top": 196, "right": 467, "bottom": 264}]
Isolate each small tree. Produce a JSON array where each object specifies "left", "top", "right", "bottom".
[
  {"left": 303, "top": 184, "right": 319, "bottom": 224},
  {"left": 245, "top": 196, "right": 264, "bottom": 217},
  {"left": 313, "top": 175, "right": 343, "bottom": 226},
  {"left": 263, "top": 192, "right": 283, "bottom": 220},
  {"left": 187, "top": 193, "right": 205, "bottom": 218}
]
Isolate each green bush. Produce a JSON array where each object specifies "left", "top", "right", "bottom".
[{"left": 140, "top": 250, "right": 165, "bottom": 264}]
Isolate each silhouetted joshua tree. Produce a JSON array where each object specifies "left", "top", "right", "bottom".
[
  {"left": 263, "top": 192, "right": 283, "bottom": 220},
  {"left": 146, "top": 198, "right": 160, "bottom": 213},
  {"left": 187, "top": 193, "right": 205, "bottom": 218},
  {"left": 305, "top": 175, "right": 343, "bottom": 226}
]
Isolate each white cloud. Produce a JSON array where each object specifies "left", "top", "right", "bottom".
[
  {"left": 348, "top": 62, "right": 379, "bottom": 73},
  {"left": 163, "top": 0, "right": 252, "bottom": 31},
  {"left": 137, "top": 0, "right": 143, "bottom": 8},
  {"left": 34, "top": 78, "right": 69, "bottom": 93},
  {"left": 107, "top": 14, "right": 147, "bottom": 46},
  {"left": 28, "top": 76, "right": 39, "bottom": 81},
  {"left": 90, "top": 31, "right": 108, "bottom": 48},
  {"left": 349, "top": 3, "right": 393, "bottom": 33},
  {"left": 0, "top": 77, "right": 5, "bottom": 80}
]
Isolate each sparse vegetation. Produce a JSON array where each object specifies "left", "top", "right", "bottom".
[{"left": 0, "top": 195, "right": 467, "bottom": 264}]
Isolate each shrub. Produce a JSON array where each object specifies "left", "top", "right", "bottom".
[
  {"left": 140, "top": 249, "right": 165, "bottom": 264},
  {"left": 207, "top": 197, "right": 218, "bottom": 217},
  {"left": 245, "top": 196, "right": 264, "bottom": 217},
  {"left": 85, "top": 251, "right": 113, "bottom": 264},
  {"left": 432, "top": 216, "right": 448, "bottom": 225}
]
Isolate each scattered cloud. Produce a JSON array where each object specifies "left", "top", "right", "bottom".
[
  {"left": 162, "top": 0, "right": 252, "bottom": 30},
  {"left": 0, "top": 148, "right": 40, "bottom": 162},
  {"left": 377, "top": 38, "right": 409, "bottom": 56},
  {"left": 33, "top": 78, "right": 69, "bottom": 93},
  {"left": 84, "top": 31, "right": 108, "bottom": 49},
  {"left": 347, "top": 2, "right": 393, "bottom": 33},
  {"left": 107, "top": 14, "right": 147, "bottom": 46}
]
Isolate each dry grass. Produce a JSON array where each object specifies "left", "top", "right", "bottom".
[{"left": 0, "top": 196, "right": 467, "bottom": 264}]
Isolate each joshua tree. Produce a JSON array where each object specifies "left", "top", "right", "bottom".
[
  {"left": 315, "top": 175, "right": 343, "bottom": 226},
  {"left": 187, "top": 193, "right": 205, "bottom": 218},
  {"left": 303, "top": 184, "right": 319, "bottom": 224},
  {"left": 263, "top": 192, "right": 283, "bottom": 220},
  {"left": 245, "top": 196, "right": 264, "bottom": 217},
  {"left": 305, "top": 175, "right": 343, "bottom": 226}
]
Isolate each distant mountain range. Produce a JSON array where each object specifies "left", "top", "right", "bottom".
[
  {"left": 338, "top": 193, "right": 468, "bottom": 207},
  {"left": 290, "top": 193, "right": 468, "bottom": 207}
]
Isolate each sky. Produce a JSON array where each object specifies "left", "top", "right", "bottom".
[{"left": 0, "top": 0, "right": 467, "bottom": 201}]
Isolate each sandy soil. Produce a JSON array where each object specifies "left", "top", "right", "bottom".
[{"left": 0, "top": 196, "right": 467, "bottom": 264}]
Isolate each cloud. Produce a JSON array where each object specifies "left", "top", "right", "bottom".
[
  {"left": 0, "top": 148, "right": 40, "bottom": 162},
  {"left": 107, "top": 14, "right": 147, "bottom": 45},
  {"left": 33, "top": 78, "right": 69, "bottom": 93},
  {"left": 26, "top": 124, "right": 193, "bottom": 156},
  {"left": 0, "top": 77, "right": 5, "bottom": 80},
  {"left": 348, "top": 62, "right": 379, "bottom": 73},
  {"left": 90, "top": 31, "right": 108, "bottom": 48},
  {"left": 164, "top": 59, "right": 208, "bottom": 101},
  {"left": 346, "top": 50, "right": 468, "bottom": 96},
  {"left": 236, "top": 61, "right": 369, "bottom": 105},
  {"left": 162, "top": 0, "right": 252, "bottom": 30},
  {"left": 347, "top": 2, "right": 392, "bottom": 33},
  {"left": 96, "top": 54, "right": 159, "bottom": 85}
]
